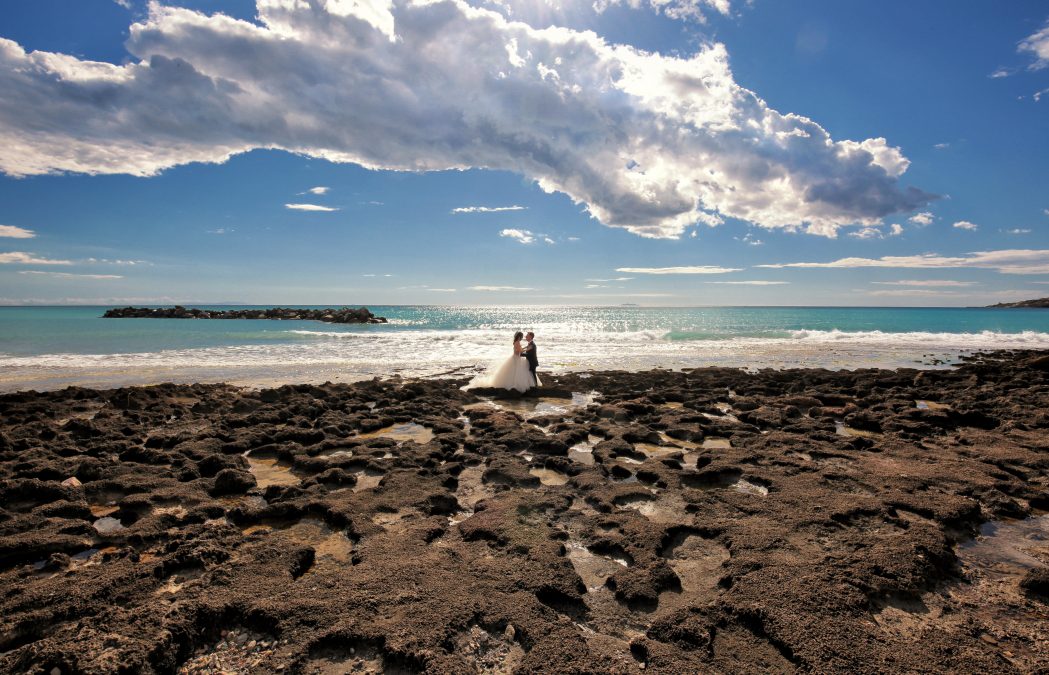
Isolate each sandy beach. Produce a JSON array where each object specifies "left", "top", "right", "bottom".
[{"left": 1, "top": 350, "right": 1048, "bottom": 673}]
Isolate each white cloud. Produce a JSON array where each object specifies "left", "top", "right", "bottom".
[
  {"left": 889, "top": 223, "right": 904, "bottom": 236},
  {"left": 0, "top": 1, "right": 933, "bottom": 239},
  {"left": 592, "top": 0, "right": 731, "bottom": 24},
  {"left": 865, "top": 288, "right": 961, "bottom": 298},
  {"left": 426, "top": 288, "right": 458, "bottom": 292},
  {"left": 500, "top": 228, "right": 535, "bottom": 244},
  {"left": 468, "top": 285, "right": 536, "bottom": 291},
  {"left": 542, "top": 236, "right": 555, "bottom": 244},
  {"left": 990, "top": 68, "right": 1010, "bottom": 79},
  {"left": 1019, "top": 19, "right": 1049, "bottom": 70},
  {"left": 872, "top": 280, "right": 976, "bottom": 287},
  {"left": 85, "top": 257, "right": 149, "bottom": 266},
  {"left": 0, "top": 225, "right": 35, "bottom": 238},
  {"left": 616, "top": 265, "right": 742, "bottom": 274},
  {"left": 705, "top": 280, "right": 788, "bottom": 285},
  {"left": 1005, "top": 228, "right": 1031, "bottom": 235},
  {"left": 1044, "top": 208, "right": 1049, "bottom": 217},
  {"left": 909, "top": 212, "right": 934, "bottom": 226},
  {"left": 567, "top": 236, "right": 580, "bottom": 241},
  {"left": 206, "top": 227, "right": 232, "bottom": 234},
  {"left": 586, "top": 277, "right": 633, "bottom": 282},
  {"left": 758, "top": 249, "right": 1049, "bottom": 274},
  {"left": 307, "top": 186, "right": 329, "bottom": 195},
  {"left": 285, "top": 203, "right": 339, "bottom": 212},
  {"left": 0, "top": 251, "right": 72, "bottom": 265},
  {"left": 451, "top": 205, "right": 527, "bottom": 213},
  {"left": 114, "top": 0, "right": 133, "bottom": 8},
  {"left": 953, "top": 220, "right": 978, "bottom": 231},
  {"left": 933, "top": 142, "right": 950, "bottom": 149},
  {"left": 849, "top": 226, "right": 884, "bottom": 240},
  {"left": 19, "top": 271, "right": 123, "bottom": 279}
]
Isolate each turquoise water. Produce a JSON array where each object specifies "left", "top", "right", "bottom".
[{"left": 1, "top": 305, "right": 1048, "bottom": 390}]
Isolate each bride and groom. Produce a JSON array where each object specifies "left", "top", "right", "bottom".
[{"left": 468, "top": 331, "right": 541, "bottom": 392}]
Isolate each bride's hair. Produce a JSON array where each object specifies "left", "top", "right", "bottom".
[{"left": 513, "top": 331, "right": 523, "bottom": 343}]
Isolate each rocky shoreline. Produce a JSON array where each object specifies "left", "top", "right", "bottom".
[
  {"left": 102, "top": 306, "right": 388, "bottom": 324},
  {"left": 1, "top": 351, "right": 1048, "bottom": 673}
]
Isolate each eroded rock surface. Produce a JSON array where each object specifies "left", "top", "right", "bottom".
[{"left": 1, "top": 351, "right": 1048, "bottom": 673}]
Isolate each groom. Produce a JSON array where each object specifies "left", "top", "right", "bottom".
[{"left": 522, "top": 331, "right": 539, "bottom": 387}]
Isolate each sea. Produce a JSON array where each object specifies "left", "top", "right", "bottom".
[{"left": 2, "top": 305, "right": 1049, "bottom": 392}]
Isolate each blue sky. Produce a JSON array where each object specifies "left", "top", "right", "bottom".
[{"left": 0, "top": 0, "right": 1047, "bottom": 306}]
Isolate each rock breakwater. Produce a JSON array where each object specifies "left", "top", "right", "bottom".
[{"left": 102, "top": 306, "right": 388, "bottom": 324}]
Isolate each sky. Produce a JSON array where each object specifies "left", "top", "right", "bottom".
[{"left": 0, "top": 0, "right": 1047, "bottom": 307}]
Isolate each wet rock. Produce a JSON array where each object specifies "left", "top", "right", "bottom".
[{"left": 211, "top": 468, "right": 257, "bottom": 496}]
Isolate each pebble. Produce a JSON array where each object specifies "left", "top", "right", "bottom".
[
  {"left": 60, "top": 477, "right": 81, "bottom": 488},
  {"left": 248, "top": 640, "right": 257, "bottom": 649},
  {"left": 504, "top": 624, "right": 516, "bottom": 641},
  {"left": 50, "top": 668, "right": 62, "bottom": 675}
]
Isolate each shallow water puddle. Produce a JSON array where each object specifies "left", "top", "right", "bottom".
[
  {"left": 835, "top": 421, "right": 881, "bottom": 439},
  {"left": 242, "top": 517, "right": 353, "bottom": 569},
  {"left": 615, "top": 493, "right": 687, "bottom": 523},
  {"left": 702, "top": 437, "right": 732, "bottom": 449},
  {"left": 93, "top": 516, "right": 125, "bottom": 534},
  {"left": 958, "top": 513, "right": 1049, "bottom": 577},
  {"left": 469, "top": 391, "right": 599, "bottom": 419},
  {"left": 568, "top": 441, "right": 596, "bottom": 465},
  {"left": 352, "top": 468, "right": 385, "bottom": 492},
  {"left": 356, "top": 422, "right": 434, "bottom": 444},
  {"left": 567, "top": 542, "right": 630, "bottom": 590},
  {"left": 634, "top": 443, "right": 682, "bottom": 459},
  {"left": 245, "top": 453, "right": 301, "bottom": 488},
  {"left": 456, "top": 464, "right": 495, "bottom": 507},
  {"left": 731, "top": 478, "right": 769, "bottom": 497},
  {"left": 915, "top": 400, "right": 950, "bottom": 411},
  {"left": 529, "top": 467, "right": 570, "bottom": 486},
  {"left": 661, "top": 533, "right": 729, "bottom": 600}
]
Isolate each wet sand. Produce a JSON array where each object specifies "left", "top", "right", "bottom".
[{"left": 1, "top": 350, "right": 1048, "bottom": 673}]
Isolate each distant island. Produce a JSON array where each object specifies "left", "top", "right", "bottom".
[
  {"left": 988, "top": 297, "right": 1049, "bottom": 309},
  {"left": 103, "top": 306, "right": 388, "bottom": 324}
]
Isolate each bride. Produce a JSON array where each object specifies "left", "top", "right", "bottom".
[{"left": 467, "top": 331, "right": 540, "bottom": 392}]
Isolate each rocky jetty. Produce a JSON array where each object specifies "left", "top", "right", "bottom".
[
  {"left": 988, "top": 297, "right": 1049, "bottom": 308},
  {"left": 1, "top": 350, "right": 1048, "bottom": 673},
  {"left": 102, "top": 306, "right": 387, "bottom": 324}
]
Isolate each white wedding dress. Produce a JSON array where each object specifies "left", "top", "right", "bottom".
[{"left": 467, "top": 342, "right": 540, "bottom": 392}]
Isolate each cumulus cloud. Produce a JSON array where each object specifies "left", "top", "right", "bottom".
[
  {"left": 909, "top": 212, "right": 934, "bottom": 226},
  {"left": 1019, "top": 19, "right": 1049, "bottom": 70},
  {"left": 85, "top": 257, "right": 149, "bottom": 265},
  {"left": 758, "top": 249, "right": 1049, "bottom": 274},
  {"left": 953, "top": 220, "right": 978, "bottom": 231},
  {"left": 705, "top": 280, "right": 788, "bottom": 285},
  {"left": 19, "top": 270, "right": 123, "bottom": 279},
  {"left": 0, "top": 0, "right": 934, "bottom": 239},
  {"left": 592, "top": 0, "right": 731, "bottom": 24},
  {"left": 0, "top": 251, "right": 71, "bottom": 265},
  {"left": 285, "top": 203, "right": 339, "bottom": 212},
  {"left": 933, "top": 142, "right": 950, "bottom": 149},
  {"left": 0, "top": 225, "right": 35, "bottom": 238},
  {"left": 865, "top": 288, "right": 961, "bottom": 298},
  {"left": 616, "top": 265, "right": 741, "bottom": 274},
  {"left": 500, "top": 228, "right": 535, "bottom": 244},
  {"left": 306, "top": 186, "right": 329, "bottom": 195},
  {"left": 451, "top": 205, "right": 527, "bottom": 213},
  {"left": 872, "top": 280, "right": 976, "bottom": 287},
  {"left": 468, "top": 285, "right": 535, "bottom": 291}
]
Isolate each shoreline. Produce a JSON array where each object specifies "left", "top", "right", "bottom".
[{"left": 1, "top": 350, "right": 1048, "bottom": 672}]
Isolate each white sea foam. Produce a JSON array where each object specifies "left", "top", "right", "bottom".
[{"left": 4, "top": 328, "right": 1049, "bottom": 390}]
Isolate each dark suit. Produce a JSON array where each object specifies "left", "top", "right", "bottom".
[{"left": 524, "top": 341, "right": 538, "bottom": 385}]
